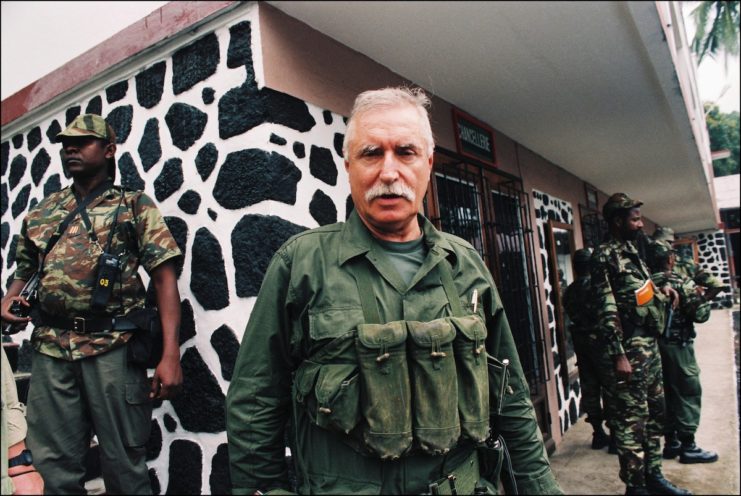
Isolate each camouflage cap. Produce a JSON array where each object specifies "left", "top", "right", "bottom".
[
  {"left": 574, "top": 248, "right": 592, "bottom": 265},
  {"left": 653, "top": 226, "right": 675, "bottom": 242},
  {"left": 650, "top": 239, "right": 675, "bottom": 261},
  {"left": 57, "top": 114, "right": 116, "bottom": 144},
  {"left": 602, "top": 192, "right": 643, "bottom": 221}
]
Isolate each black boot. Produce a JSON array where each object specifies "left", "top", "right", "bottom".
[
  {"left": 663, "top": 433, "right": 681, "bottom": 459},
  {"left": 645, "top": 473, "right": 692, "bottom": 495},
  {"left": 591, "top": 424, "right": 609, "bottom": 449},
  {"left": 679, "top": 442, "right": 719, "bottom": 464},
  {"left": 608, "top": 429, "right": 618, "bottom": 455},
  {"left": 625, "top": 486, "right": 650, "bottom": 495}
]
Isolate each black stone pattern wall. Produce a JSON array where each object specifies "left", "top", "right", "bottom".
[
  {"left": 532, "top": 190, "right": 581, "bottom": 436},
  {"left": 0, "top": 11, "right": 349, "bottom": 494}
]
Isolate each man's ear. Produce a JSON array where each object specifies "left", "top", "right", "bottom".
[{"left": 105, "top": 142, "right": 117, "bottom": 159}]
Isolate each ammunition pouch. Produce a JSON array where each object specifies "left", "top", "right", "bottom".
[{"left": 125, "top": 307, "right": 163, "bottom": 368}]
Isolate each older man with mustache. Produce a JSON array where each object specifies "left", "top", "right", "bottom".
[{"left": 227, "top": 87, "right": 562, "bottom": 495}]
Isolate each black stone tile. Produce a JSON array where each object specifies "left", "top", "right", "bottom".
[
  {"left": 209, "top": 444, "right": 231, "bottom": 495},
  {"left": 207, "top": 209, "right": 217, "bottom": 221},
  {"left": 195, "top": 143, "right": 218, "bottom": 181},
  {"left": 1, "top": 184, "right": 8, "bottom": 217},
  {"left": 154, "top": 158, "right": 184, "bottom": 202},
  {"left": 190, "top": 228, "right": 229, "bottom": 310},
  {"left": 166, "top": 439, "right": 201, "bottom": 494},
  {"left": 45, "top": 120, "right": 61, "bottom": 145},
  {"left": 85, "top": 95, "right": 103, "bottom": 116},
  {"left": 202, "top": 87, "right": 215, "bottom": 105},
  {"left": 138, "top": 118, "right": 162, "bottom": 172},
  {"left": 173, "top": 33, "right": 220, "bottom": 95},
  {"left": 11, "top": 185, "right": 31, "bottom": 218},
  {"left": 65, "top": 106, "right": 81, "bottom": 126},
  {"left": 179, "top": 299, "right": 196, "bottom": 345},
  {"left": 309, "top": 189, "right": 337, "bottom": 226},
  {"left": 146, "top": 419, "right": 162, "bottom": 461},
  {"left": 293, "top": 141, "right": 305, "bottom": 159},
  {"left": 6, "top": 235, "right": 18, "bottom": 270},
  {"left": 269, "top": 133, "right": 287, "bottom": 146},
  {"left": 149, "top": 468, "right": 161, "bottom": 495},
  {"left": 309, "top": 145, "right": 337, "bottom": 186},
  {"left": 170, "top": 347, "right": 226, "bottom": 433},
  {"left": 226, "top": 21, "right": 252, "bottom": 69},
  {"left": 106, "top": 105, "right": 134, "bottom": 143},
  {"left": 43, "top": 174, "right": 62, "bottom": 198},
  {"left": 178, "top": 190, "right": 201, "bottom": 215},
  {"left": 323, "top": 110, "right": 333, "bottom": 125},
  {"left": 118, "top": 152, "right": 145, "bottom": 191},
  {"left": 164, "top": 216, "right": 188, "bottom": 278},
  {"left": 106, "top": 80, "right": 129, "bottom": 104},
  {"left": 12, "top": 134, "right": 23, "bottom": 149},
  {"left": 136, "top": 62, "right": 166, "bottom": 109},
  {"left": 163, "top": 413, "right": 177, "bottom": 432},
  {"left": 30, "top": 148, "right": 50, "bottom": 186},
  {"left": 1, "top": 141, "right": 9, "bottom": 175},
  {"left": 232, "top": 214, "right": 306, "bottom": 297},
  {"left": 1, "top": 223, "right": 8, "bottom": 249},
  {"left": 210, "top": 325, "right": 239, "bottom": 381},
  {"left": 165, "top": 103, "right": 207, "bottom": 151},
  {"left": 213, "top": 149, "right": 300, "bottom": 209},
  {"left": 8, "top": 155, "right": 27, "bottom": 190},
  {"left": 333, "top": 132, "right": 344, "bottom": 158},
  {"left": 27, "top": 127, "right": 42, "bottom": 152}
]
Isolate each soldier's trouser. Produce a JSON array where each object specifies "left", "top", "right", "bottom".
[
  {"left": 26, "top": 346, "right": 152, "bottom": 495},
  {"left": 573, "top": 333, "right": 616, "bottom": 429},
  {"left": 613, "top": 336, "right": 665, "bottom": 487},
  {"left": 658, "top": 340, "right": 701, "bottom": 438}
]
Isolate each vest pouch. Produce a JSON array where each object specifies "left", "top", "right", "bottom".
[
  {"left": 451, "top": 315, "right": 490, "bottom": 442},
  {"left": 294, "top": 331, "right": 359, "bottom": 434},
  {"left": 486, "top": 354, "right": 511, "bottom": 418},
  {"left": 407, "top": 318, "right": 460, "bottom": 454},
  {"left": 356, "top": 320, "right": 412, "bottom": 459},
  {"left": 314, "top": 363, "right": 360, "bottom": 434}
]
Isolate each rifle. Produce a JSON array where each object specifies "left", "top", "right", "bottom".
[
  {"left": 2, "top": 272, "right": 40, "bottom": 336},
  {"left": 662, "top": 305, "right": 674, "bottom": 339}
]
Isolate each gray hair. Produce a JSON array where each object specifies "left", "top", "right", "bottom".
[{"left": 342, "top": 86, "right": 435, "bottom": 158}]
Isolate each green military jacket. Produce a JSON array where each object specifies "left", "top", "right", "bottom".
[
  {"left": 674, "top": 256, "right": 723, "bottom": 290},
  {"left": 651, "top": 270, "right": 710, "bottom": 340},
  {"left": 562, "top": 275, "right": 599, "bottom": 335},
  {"left": 14, "top": 185, "right": 181, "bottom": 361},
  {"left": 591, "top": 237, "right": 666, "bottom": 357},
  {"left": 226, "top": 211, "right": 560, "bottom": 495}
]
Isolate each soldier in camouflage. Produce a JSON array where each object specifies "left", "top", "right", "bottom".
[
  {"left": 562, "top": 248, "right": 616, "bottom": 453},
  {"left": 648, "top": 241, "right": 720, "bottom": 465},
  {"left": 652, "top": 227, "right": 724, "bottom": 292},
  {"left": 591, "top": 193, "right": 690, "bottom": 496},
  {"left": 0, "top": 114, "right": 183, "bottom": 494}
]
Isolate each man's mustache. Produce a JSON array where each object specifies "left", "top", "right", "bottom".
[{"left": 365, "top": 183, "right": 415, "bottom": 203}]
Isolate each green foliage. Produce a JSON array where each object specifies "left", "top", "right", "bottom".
[
  {"left": 705, "top": 103, "right": 740, "bottom": 177},
  {"left": 691, "top": 1, "right": 740, "bottom": 65}
]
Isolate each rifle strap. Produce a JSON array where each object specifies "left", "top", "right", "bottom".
[{"left": 41, "top": 181, "right": 113, "bottom": 273}]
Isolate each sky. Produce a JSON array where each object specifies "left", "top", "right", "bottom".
[{"left": 1, "top": 1, "right": 739, "bottom": 112}]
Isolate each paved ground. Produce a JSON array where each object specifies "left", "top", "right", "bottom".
[{"left": 549, "top": 306, "right": 740, "bottom": 495}]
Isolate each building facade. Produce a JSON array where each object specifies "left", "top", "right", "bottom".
[{"left": 1, "top": 2, "right": 731, "bottom": 493}]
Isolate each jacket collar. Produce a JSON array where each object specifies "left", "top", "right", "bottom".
[{"left": 338, "top": 210, "right": 456, "bottom": 266}]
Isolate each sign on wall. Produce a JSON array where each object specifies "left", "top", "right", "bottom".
[{"left": 452, "top": 107, "right": 496, "bottom": 167}]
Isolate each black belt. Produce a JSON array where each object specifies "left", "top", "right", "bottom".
[{"left": 38, "top": 311, "right": 139, "bottom": 334}]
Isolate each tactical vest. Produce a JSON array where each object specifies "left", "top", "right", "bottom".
[{"left": 293, "top": 258, "right": 510, "bottom": 460}]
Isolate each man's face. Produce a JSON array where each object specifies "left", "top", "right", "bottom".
[
  {"left": 345, "top": 104, "right": 433, "bottom": 241},
  {"left": 60, "top": 136, "right": 113, "bottom": 179},
  {"left": 618, "top": 207, "right": 644, "bottom": 241}
]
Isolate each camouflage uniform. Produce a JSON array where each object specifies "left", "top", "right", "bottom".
[
  {"left": 562, "top": 251, "right": 615, "bottom": 437},
  {"left": 12, "top": 115, "right": 181, "bottom": 494},
  {"left": 652, "top": 227, "right": 723, "bottom": 292},
  {"left": 591, "top": 194, "right": 668, "bottom": 490},
  {"left": 650, "top": 242, "right": 717, "bottom": 464}
]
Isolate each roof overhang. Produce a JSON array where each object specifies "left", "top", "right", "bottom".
[{"left": 268, "top": 1, "right": 718, "bottom": 233}]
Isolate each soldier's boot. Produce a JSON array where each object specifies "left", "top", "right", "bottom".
[
  {"left": 608, "top": 429, "right": 618, "bottom": 455},
  {"left": 591, "top": 422, "right": 609, "bottom": 449},
  {"left": 679, "top": 442, "right": 719, "bottom": 464},
  {"left": 662, "top": 433, "right": 682, "bottom": 459},
  {"left": 625, "top": 486, "right": 650, "bottom": 495},
  {"left": 645, "top": 473, "right": 692, "bottom": 495}
]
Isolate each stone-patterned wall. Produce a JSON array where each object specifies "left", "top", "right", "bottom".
[
  {"left": 1, "top": 5, "right": 350, "bottom": 493},
  {"left": 696, "top": 231, "right": 734, "bottom": 309},
  {"left": 532, "top": 190, "right": 579, "bottom": 435}
]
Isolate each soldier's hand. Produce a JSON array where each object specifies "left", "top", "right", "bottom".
[
  {"left": 0, "top": 295, "right": 32, "bottom": 324},
  {"left": 661, "top": 285, "right": 679, "bottom": 310},
  {"left": 613, "top": 353, "right": 632, "bottom": 383},
  {"left": 9, "top": 468, "right": 44, "bottom": 495},
  {"left": 150, "top": 353, "right": 183, "bottom": 400}
]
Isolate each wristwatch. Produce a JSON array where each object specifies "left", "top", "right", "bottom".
[{"left": 8, "top": 449, "right": 33, "bottom": 468}]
